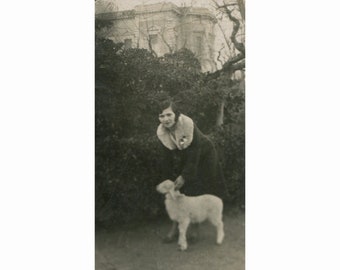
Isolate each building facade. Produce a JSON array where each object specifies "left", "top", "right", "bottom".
[{"left": 96, "top": 2, "right": 217, "bottom": 72}]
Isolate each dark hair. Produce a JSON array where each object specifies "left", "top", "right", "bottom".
[{"left": 157, "top": 99, "right": 181, "bottom": 122}]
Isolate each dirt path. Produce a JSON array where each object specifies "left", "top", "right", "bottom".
[{"left": 96, "top": 212, "right": 244, "bottom": 270}]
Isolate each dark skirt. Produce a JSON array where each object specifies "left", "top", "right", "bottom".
[{"left": 177, "top": 138, "right": 227, "bottom": 198}]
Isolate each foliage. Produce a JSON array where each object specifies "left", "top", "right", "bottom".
[{"left": 95, "top": 36, "right": 245, "bottom": 226}]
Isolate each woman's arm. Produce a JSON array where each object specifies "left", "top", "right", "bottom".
[{"left": 180, "top": 143, "right": 201, "bottom": 184}]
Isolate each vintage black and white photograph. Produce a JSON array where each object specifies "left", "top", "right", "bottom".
[
  {"left": 95, "top": 0, "right": 245, "bottom": 269},
  {"left": 3, "top": 1, "right": 340, "bottom": 270}
]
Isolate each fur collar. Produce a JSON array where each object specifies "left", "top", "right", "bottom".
[{"left": 157, "top": 114, "right": 194, "bottom": 150}]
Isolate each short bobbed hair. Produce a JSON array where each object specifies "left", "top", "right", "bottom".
[{"left": 157, "top": 99, "right": 181, "bottom": 123}]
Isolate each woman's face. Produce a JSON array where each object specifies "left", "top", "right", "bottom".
[{"left": 159, "top": 107, "right": 176, "bottom": 129}]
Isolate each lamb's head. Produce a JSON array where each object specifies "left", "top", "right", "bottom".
[
  {"left": 156, "top": 180, "right": 175, "bottom": 195},
  {"left": 157, "top": 180, "right": 184, "bottom": 200}
]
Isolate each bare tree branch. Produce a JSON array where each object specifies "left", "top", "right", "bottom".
[
  {"left": 223, "top": 53, "right": 244, "bottom": 69},
  {"left": 217, "top": 44, "right": 225, "bottom": 66},
  {"left": 237, "top": 0, "right": 245, "bottom": 20},
  {"left": 209, "top": 0, "right": 245, "bottom": 78},
  {"left": 160, "top": 32, "right": 174, "bottom": 54},
  {"left": 220, "top": 4, "right": 245, "bottom": 55},
  {"left": 147, "top": 39, "right": 158, "bottom": 57},
  {"left": 216, "top": 18, "right": 232, "bottom": 52},
  {"left": 228, "top": 58, "right": 245, "bottom": 72},
  {"left": 142, "top": 12, "right": 158, "bottom": 57}
]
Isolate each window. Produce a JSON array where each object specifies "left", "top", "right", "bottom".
[
  {"left": 149, "top": 34, "right": 158, "bottom": 46},
  {"left": 195, "top": 36, "right": 203, "bottom": 55}
]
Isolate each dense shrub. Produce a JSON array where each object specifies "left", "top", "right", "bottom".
[
  {"left": 95, "top": 37, "right": 245, "bottom": 226},
  {"left": 96, "top": 134, "right": 165, "bottom": 225}
]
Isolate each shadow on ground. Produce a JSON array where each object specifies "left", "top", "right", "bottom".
[{"left": 96, "top": 212, "right": 244, "bottom": 270}]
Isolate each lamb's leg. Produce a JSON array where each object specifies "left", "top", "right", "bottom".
[
  {"left": 177, "top": 218, "right": 190, "bottom": 251},
  {"left": 216, "top": 220, "right": 225, "bottom": 244},
  {"left": 209, "top": 216, "right": 225, "bottom": 245}
]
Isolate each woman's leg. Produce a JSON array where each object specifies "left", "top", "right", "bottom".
[
  {"left": 187, "top": 223, "right": 200, "bottom": 243},
  {"left": 163, "top": 221, "right": 178, "bottom": 243}
]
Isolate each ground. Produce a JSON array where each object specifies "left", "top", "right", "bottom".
[{"left": 95, "top": 211, "right": 244, "bottom": 270}]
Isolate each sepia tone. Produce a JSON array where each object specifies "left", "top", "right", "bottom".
[
  {"left": 95, "top": 1, "right": 245, "bottom": 269},
  {"left": 96, "top": 2, "right": 217, "bottom": 72}
]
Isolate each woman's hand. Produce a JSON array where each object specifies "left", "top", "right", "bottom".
[{"left": 174, "top": 175, "right": 185, "bottom": 190}]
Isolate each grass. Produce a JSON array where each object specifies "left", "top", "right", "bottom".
[{"left": 95, "top": 211, "right": 244, "bottom": 270}]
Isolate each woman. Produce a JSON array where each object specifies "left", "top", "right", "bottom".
[{"left": 157, "top": 101, "right": 227, "bottom": 242}]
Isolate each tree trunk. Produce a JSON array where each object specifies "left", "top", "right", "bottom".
[
  {"left": 237, "top": 0, "right": 245, "bottom": 21},
  {"left": 216, "top": 100, "right": 225, "bottom": 127}
]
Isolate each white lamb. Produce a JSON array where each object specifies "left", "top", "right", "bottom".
[{"left": 156, "top": 179, "right": 225, "bottom": 251}]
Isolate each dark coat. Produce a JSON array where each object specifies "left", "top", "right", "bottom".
[{"left": 160, "top": 124, "right": 226, "bottom": 197}]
